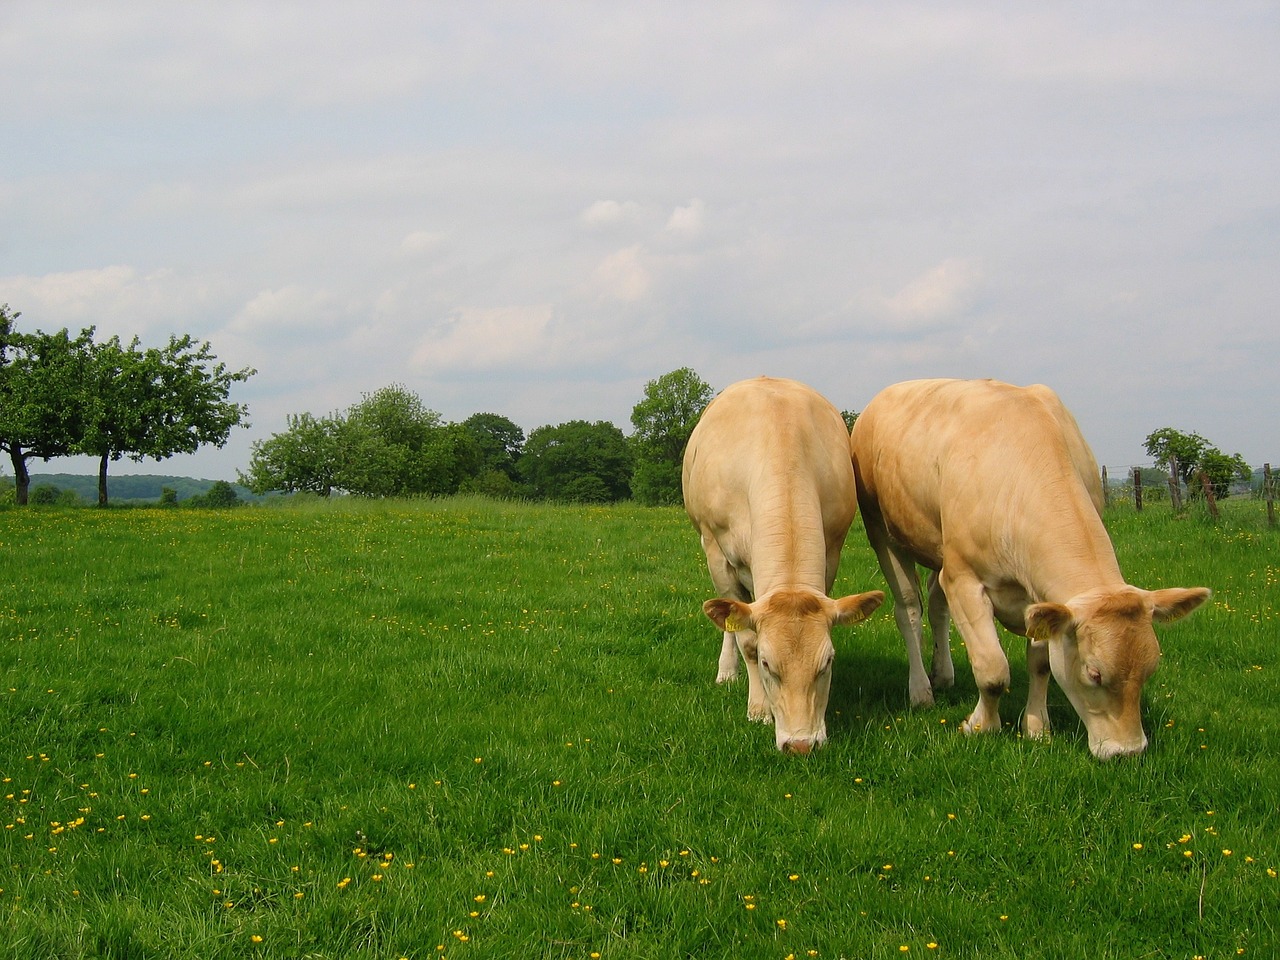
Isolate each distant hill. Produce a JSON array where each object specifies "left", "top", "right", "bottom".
[{"left": 23, "top": 474, "right": 262, "bottom": 504}]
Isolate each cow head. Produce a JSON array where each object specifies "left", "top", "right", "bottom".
[
  {"left": 703, "top": 588, "right": 884, "bottom": 754},
  {"left": 1025, "top": 585, "right": 1210, "bottom": 759}
]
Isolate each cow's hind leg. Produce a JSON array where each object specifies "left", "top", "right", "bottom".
[
  {"left": 1022, "top": 638, "right": 1051, "bottom": 739},
  {"left": 940, "top": 564, "right": 1008, "bottom": 736},
  {"left": 925, "top": 570, "right": 955, "bottom": 691},
  {"left": 871, "top": 538, "right": 933, "bottom": 707}
]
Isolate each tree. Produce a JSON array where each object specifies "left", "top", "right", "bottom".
[
  {"left": 1198, "top": 449, "right": 1252, "bottom": 500},
  {"left": 841, "top": 409, "right": 859, "bottom": 431},
  {"left": 185, "top": 479, "right": 240, "bottom": 508},
  {"left": 0, "top": 306, "right": 96, "bottom": 505},
  {"left": 240, "top": 412, "right": 344, "bottom": 496},
  {"left": 462, "top": 413, "right": 525, "bottom": 480},
  {"left": 1143, "top": 427, "right": 1251, "bottom": 500},
  {"left": 334, "top": 384, "right": 481, "bottom": 497},
  {"left": 629, "top": 367, "right": 713, "bottom": 506},
  {"left": 520, "top": 420, "right": 632, "bottom": 502},
  {"left": 77, "top": 334, "right": 254, "bottom": 505}
]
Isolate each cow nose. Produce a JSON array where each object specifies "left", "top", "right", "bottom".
[
  {"left": 1092, "top": 735, "right": 1148, "bottom": 761},
  {"left": 782, "top": 739, "right": 814, "bottom": 756}
]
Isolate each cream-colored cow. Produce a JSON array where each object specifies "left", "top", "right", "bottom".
[
  {"left": 849, "top": 378, "right": 1209, "bottom": 759},
  {"left": 683, "top": 376, "right": 884, "bottom": 754}
]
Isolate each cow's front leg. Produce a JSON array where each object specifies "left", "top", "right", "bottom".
[
  {"left": 941, "top": 566, "right": 1008, "bottom": 735},
  {"left": 1022, "top": 637, "right": 1051, "bottom": 739},
  {"left": 716, "top": 630, "right": 739, "bottom": 683},
  {"left": 737, "top": 631, "right": 772, "bottom": 723}
]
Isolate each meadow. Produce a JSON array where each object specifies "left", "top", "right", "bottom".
[{"left": 0, "top": 496, "right": 1276, "bottom": 959}]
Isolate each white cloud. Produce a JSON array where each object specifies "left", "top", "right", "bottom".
[
  {"left": 0, "top": 265, "right": 226, "bottom": 340},
  {"left": 230, "top": 285, "right": 345, "bottom": 335},
  {"left": 399, "top": 230, "right": 447, "bottom": 257},
  {"left": 411, "top": 305, "right": 553, "bottom": 373},
  {"left": 665, "top": 199, "right": 706, "bottom": 236},
  {"left": 879, "top": 258, "right": 984, "bottom": 328},
  {"left": 580, "top": 200, "right": 642, "bottom": 228},
  {"left": 591, "top": 246, "right": 651, "bottom": 302}
]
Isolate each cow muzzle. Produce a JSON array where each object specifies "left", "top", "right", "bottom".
[
  {"left": 781, "top": 737, "right": 817, "bottom": 756},
  {"left": 1091, "top": 733, "right": 1148, "bottom": 761}
]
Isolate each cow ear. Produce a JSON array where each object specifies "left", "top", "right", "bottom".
[
  {"left": 1148, "top": 587, "right": 1211, "bottom": 624},
  {"left": 832, "top": 590, "right": 885, "bottom": 626},
  {"left": 1025, "top": 602, "right": 1073, "bottom": 641},
  {"left": 703, "top": 598, "right": 753, "bottom": 633}
]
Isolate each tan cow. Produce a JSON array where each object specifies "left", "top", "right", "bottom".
[
  {"left": 849, "top": 378, "right": 1209, "bottom": 759},
  {"left": 683, "top": 376, "right": 884, "bottom": 754}
]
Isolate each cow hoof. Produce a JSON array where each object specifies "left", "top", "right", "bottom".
[
  {"left": 909, "top": 689, "right": 935, "bottom": 709},
  {"left": 747, "top": 706, "right": 773, "bottom": 724},
  {"left": 960, "top": 712, "right": 999, "bottom": 735},
  {"left": 930, "top": 670, "right": 955, "bottom": 691},
  {"left": 716, "top": 668, "right": 739, "bottom": 684},
  {"left": 1022, "top": 714, "right": 1050, "bottom": 740},
  {"left": 908, "top": 681, "right": 935, "bottom": 708}
]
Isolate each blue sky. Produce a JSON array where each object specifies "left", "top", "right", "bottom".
[{"left": 2, "top": 2, "right": 1277, "bottom": 481}]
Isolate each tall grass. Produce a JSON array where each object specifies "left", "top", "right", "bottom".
[{"left": 1, "top": 497, "right": 1276, "bottom": 959}]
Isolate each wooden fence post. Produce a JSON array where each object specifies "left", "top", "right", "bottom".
[
  {"left": 1198, "top": 469, "right": 1220, "bottom": 521},
  {"left": 1266, "top": 463, "right": 1276, "bottom": 529},
  {"left": 1168, "top": 456, "right": 1183, "bottom": 514},
  {"left": 1133, "top": 467, "right": 1143, "bottom": 512},
  {"left": 1101, "top": 466, "right": 1109, "bottom": 508}
]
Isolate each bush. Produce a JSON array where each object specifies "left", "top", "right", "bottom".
[
  {"left": 29, "top": 484, "right": 58, "bottom": 505},
  {"left": 185, "top": 480, "right": 241, "bottom": 509}
]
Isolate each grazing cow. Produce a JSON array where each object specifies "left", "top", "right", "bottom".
[
  {"left": 849, "top": 378, "right": 1209, "bottom": 759},
  {"left": 682, "top": 376, "right": 884, "bottom": 754}
]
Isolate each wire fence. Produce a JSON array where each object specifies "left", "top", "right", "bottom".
[{"left": 1101, "top": 462, "right": 1277, "bottom": 526}]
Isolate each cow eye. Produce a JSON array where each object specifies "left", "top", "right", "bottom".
[{"left": 1085, "top": 664, "right": 1103, "bottom": 686}]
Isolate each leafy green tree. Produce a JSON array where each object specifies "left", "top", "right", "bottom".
[
  {"left": 0, "top": 306, "right": 96, "bottom": 505},
  {"left": 1198, "top": 449, "right": 1252, "bottom": 500},
  {"left": 1143, "top": 427, "right": 1251, "bottom": 500},
  {"left": 185, "top": 479, "right": 240, "bottom": 508},
  {"left": 241, "top": 412, "right": 344, "bottom": 496},
  {"left": 76, "top": 334, "right": 254, "bottom": 506},
  {"left": 334, "top": 385, "right": 477, "bottom": 497},
  {"left": 462, "top": 412, "right": 525, "bottom": 480},
  {"left": 629, "top": 367, "right": 713, "bottom": 506},
  {"left": 520, "top": 420, "right": 632, "bottom": 502},
  {"left": 244, "top": 386, "right": 485, "bottom": 498}
]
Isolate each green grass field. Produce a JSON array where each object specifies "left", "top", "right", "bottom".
[{"left": 1, "top": 497, "right": 1276, "bottom": 959}]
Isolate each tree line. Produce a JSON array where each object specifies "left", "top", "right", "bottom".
[
  {"left": 3, "top": 298, "right": 1258, "bottom": 510},
  {"left": 238, "top": 366, "right": 716, "bottom": 506},
  {"left": 0, "top": 304, "right": 254, "bottom": 505}
]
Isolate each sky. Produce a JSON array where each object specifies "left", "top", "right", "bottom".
[{"left": 2, "top": 2, "right": 1277, "bottom": 483}]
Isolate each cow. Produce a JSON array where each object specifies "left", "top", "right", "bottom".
[
  {"left": 849, "top": 378, "right": 1210, "bottom": 759},
  {"left": 682, "top": 376, "right": 884, "bottom": 754}
]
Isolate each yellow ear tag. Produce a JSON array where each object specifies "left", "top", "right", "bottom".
[{"left": 725, "top": 614, "right": 744, "bottom": 632}]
